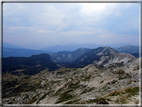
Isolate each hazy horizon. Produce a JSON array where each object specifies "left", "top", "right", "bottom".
[
  {"left": 3, "top": 41, "right": 139, "bottom": 51},
  {"left": 3, "top": 3, "right": 139, "bottom": 50}
]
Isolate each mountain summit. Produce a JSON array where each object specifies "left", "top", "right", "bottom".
[{"left": 96, "top": 46, "right": 118, "bottom": 56}]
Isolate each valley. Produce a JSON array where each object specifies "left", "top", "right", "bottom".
[{"left": 2, "top": 46, "right": 141, "bottom": 105}]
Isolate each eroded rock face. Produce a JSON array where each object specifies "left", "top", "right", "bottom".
[
  {"left": 2, "top": 57, "right": 140, "bottom": 105},
  {"left": 95, "top": 53, "right": 137, "bottom": 67}
]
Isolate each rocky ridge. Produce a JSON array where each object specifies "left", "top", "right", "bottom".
[{"left": 67, "top": 46, "right": 137, "bottom": 68}]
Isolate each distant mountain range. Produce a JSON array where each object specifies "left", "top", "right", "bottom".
[
  {"left": 42, "top": 42, "right": 99, "bottom": 52},
  {"left": 115, "top": 45, "right": 140, "bottom": 58},
  {"left": 115, "top": 45, "right": 139, "bottom": 53},
  {"left": 42, "top": 42, "right": 132, "bottom": 52},
  {"left": 3, "top": 46, "right": 138, "bottom": 75},
  {"left": 2, "top": 42, "right": 140, "bottom": 58},
  {"left": 3, "top": 42, "right": 25, "bottom": 49}
]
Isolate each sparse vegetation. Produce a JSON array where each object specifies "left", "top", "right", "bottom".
[
  {"left": 119, "top": 73, "right": 132, "bottom": 80},
  {"left": 125, "top": 87, "right": 139, "bottom": 95},
  {"left": 2, "top": 73, "right": 18, "bottom": 82},
  {"left": 82, "top": 74, "right": 91, "bottom": 81},
  {"left": 117, "top": 69, "right": 125, "bottom": 74},
  {"left": 108, "top": 90, "right": 121, "bottom": 96},
  {"left": 68, "top": 81, "right": 80, "bottom": 89},
  {"left": 106, "top": 86, "right": 139, "bottom": 104},
  {"left": 55, "top": 90, "right": 75, "bottom": 103}
]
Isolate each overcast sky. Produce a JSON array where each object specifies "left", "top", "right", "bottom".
[{"left": 3, "top": 3, "right": 140, "bottom": 49}]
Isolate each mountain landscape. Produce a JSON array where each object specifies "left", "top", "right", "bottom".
[
  {"left": 2, "top": 46, "right": 140, "bottom": 105},
  {"left": 3, "top": 2, "right": 140, "bottom": 106}
]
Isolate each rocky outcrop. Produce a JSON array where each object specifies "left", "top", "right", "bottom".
[{"left": 94, "top": 53, "right": 137, "bottom": 67}]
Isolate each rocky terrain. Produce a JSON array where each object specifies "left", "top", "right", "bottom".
[
  {"left": 2, "top": 46, "right": 140, "bottom": 106},
  {"left": 2, "top": 59, "right": 140, "bottom": 105}
]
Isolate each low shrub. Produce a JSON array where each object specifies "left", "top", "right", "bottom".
[
  {"left": 117, "top": 69, "right": 125, "bottom": 74},
  {"left": 125, "top": 87, "right": 139, "bottom": 95},
  {"left": 108, "top": 90, "right": 120, "bottom": 96}
]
